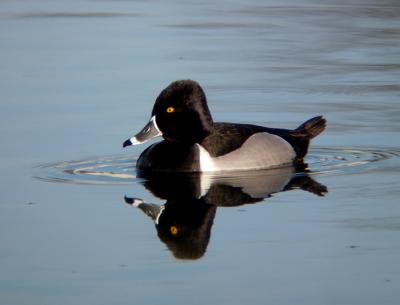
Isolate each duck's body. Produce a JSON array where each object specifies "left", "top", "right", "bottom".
[{"left": 123, "top": 80, "right": 326, "bottom": 173}]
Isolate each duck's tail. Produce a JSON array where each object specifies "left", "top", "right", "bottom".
[
  {"left": 285, "top": 116, "right": 326, "bottom": 161},
  {"left": 294, "top": 115, "right": 326, "bottom": 139}
]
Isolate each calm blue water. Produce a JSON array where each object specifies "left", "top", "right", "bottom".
[{"left": 1, "top": 1, "right": 400, "bottom": 304}]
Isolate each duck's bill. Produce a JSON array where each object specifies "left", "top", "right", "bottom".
[{"left": 123, "top": 116, "right": 162, "bottom": 147}]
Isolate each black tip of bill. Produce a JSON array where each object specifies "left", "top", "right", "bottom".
[{"left": 123, "top": 139, "right": 132, "bottom": 148}]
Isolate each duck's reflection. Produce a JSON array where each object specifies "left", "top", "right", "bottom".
[{"left": 125, "top": 167, "right": 327, "bottom": 260}]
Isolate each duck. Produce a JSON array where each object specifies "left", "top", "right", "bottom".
[{"left": 123, "top": 80, "right": 326, "bottom": 172}]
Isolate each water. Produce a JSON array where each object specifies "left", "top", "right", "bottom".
[
  {"left": 1, "top": 0, "right": 400, "bottom": 304},
  {"left": 33, "top": 147, "right": 400, "bottom": 184}
]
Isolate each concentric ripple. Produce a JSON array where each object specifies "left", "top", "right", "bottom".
[
  {"left": 34, "top": 155, "right": 138, "bottom": 185},
  {"left": 33, "top": 147, "right": 400, "bottom": 185}
]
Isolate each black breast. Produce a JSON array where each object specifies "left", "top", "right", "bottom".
[{"left": 137, "top": 141, "right": 200, "bottom": 172}]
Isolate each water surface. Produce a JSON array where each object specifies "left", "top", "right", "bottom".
[{"left": 1, "top": 0, "right": 400, "bottom": 304}]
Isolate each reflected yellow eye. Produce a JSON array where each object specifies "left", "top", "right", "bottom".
[
  {"left": 170, "top": 226, "right": 178, "bottom": 235},
  {"left": 166, "top": 107, "right": 175, "bottom": 113}
]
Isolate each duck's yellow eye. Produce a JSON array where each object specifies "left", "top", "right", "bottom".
[
  {"left": 170, "top": 226, "right": 178, "bottom": 235},
  {"left": 166, "top": 107, "right": 175, "bottom": 113}
]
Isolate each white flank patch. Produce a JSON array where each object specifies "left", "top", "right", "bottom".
[
  {"left": 195, "top": 133, "right": 296, "bottom": 173},
  {"left": 196, "top": 144, "right": 217, "bottom": 172}
]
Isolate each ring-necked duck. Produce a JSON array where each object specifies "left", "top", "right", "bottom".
[{"left": 123, "top": 80, "right": 326, "bottom": 172}]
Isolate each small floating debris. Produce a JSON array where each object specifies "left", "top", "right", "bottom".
[{"left": 347, "top": 245, "right": 360, "bottom": 249}]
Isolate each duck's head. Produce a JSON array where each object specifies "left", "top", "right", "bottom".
[{"left": 123, "top": 80, "right": 214, "bottom": 147}]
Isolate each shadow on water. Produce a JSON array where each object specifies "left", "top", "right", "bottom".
[{"left": 125, "top": 168, "right": 327, "bottom": 260}]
